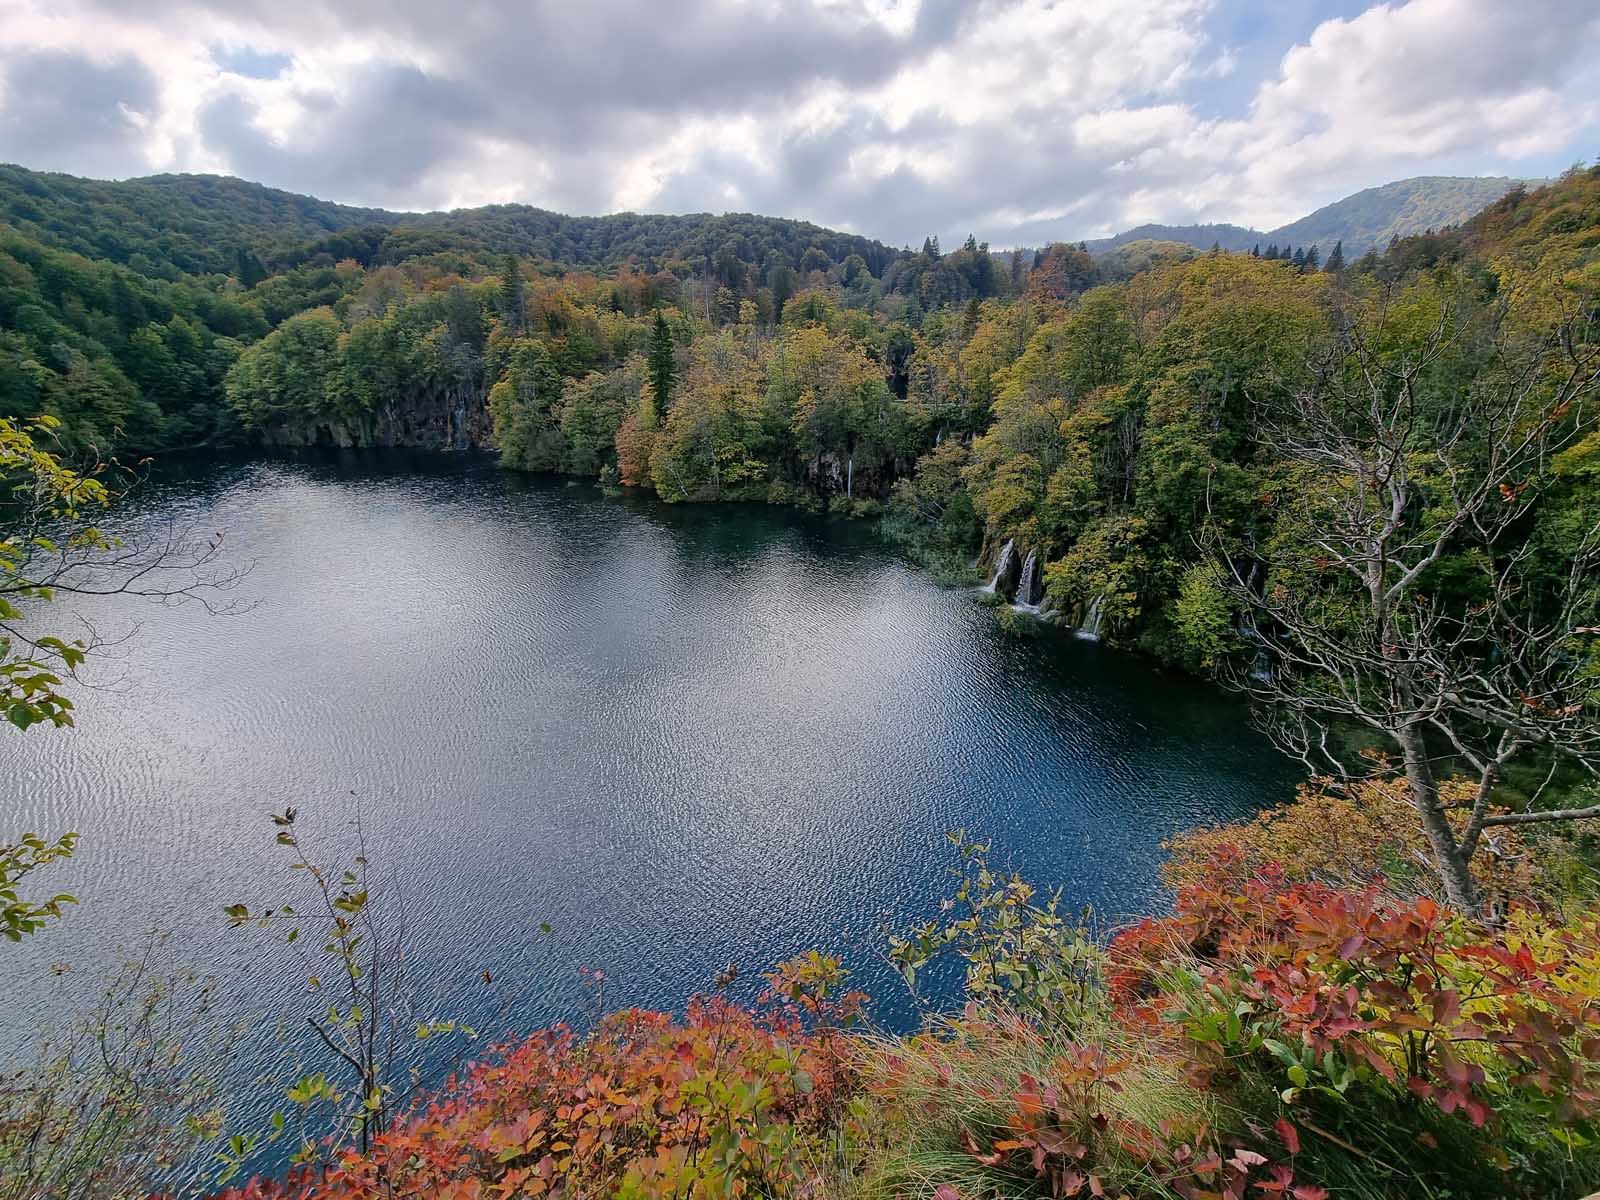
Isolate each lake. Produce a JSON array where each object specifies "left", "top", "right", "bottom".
[{"left": 1, "top": 450, "right": 1295, "bottom": 1177}]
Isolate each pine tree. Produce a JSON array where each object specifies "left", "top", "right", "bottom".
[
  {"left": 648, "top": 311, "right": 677, "bottom": 410},
  {"left": 234, "top": 246, "right": 267, "bottom": 289},
  {"left": 1303, "top": 244, "right": 1320, "bottom": 271},
  {"left": 1251, "top": 244, "right": 1261, "bottom": 258},
  {"left": 1291, "top": 247, "right": 1306, "bottom": 270},
  {"left": 1264, "top": 244, "right": 1279, "bottom": 260},
  {"left": 498, "top": 254, "right": 526, "bottom": 334},
  {"left": 1324, "top": 240, "right": 1345, "bottom": 273},
  {"left": 961, "top": 297, "right": 981, "bottom": 343}
]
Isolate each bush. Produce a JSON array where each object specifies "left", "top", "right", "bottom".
[
  {"left": 212, "top": 983, "right": 858, "bottom": 1200},
  {"left": 1165, "top": 774, "right": 1588, "bottom": 916},
  {"left": 1, "top": 949, "right": 229, "bottom": 1200}
]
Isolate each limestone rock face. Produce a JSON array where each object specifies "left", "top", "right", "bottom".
[{"left": 257, "top": 393, "right": 493, "bottom": 450}]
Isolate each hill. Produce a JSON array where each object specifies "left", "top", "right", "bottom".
[
  {"left": 0, "top": 164, "right": 905, "bottom": 281},
  {"left": 1084, "top": 175, "right": 1531, "bottom": 257}
]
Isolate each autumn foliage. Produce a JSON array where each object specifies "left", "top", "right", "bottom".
[
  {"left": 208, "top": 850, "right": 1600, "bottom": 1200},
  {"left": 214, "top": 995, "right": 853, "bottom": 1200}
]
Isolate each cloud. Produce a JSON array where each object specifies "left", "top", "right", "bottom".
[
  {"left": 197, "top": 64, "right": 489, "bottom": 206},
  {"left": 0, "top": 0, "right": 1594, "bottom": 244},
  {"left": 0, "top": 49, "right": 160, "bottom": 177}
]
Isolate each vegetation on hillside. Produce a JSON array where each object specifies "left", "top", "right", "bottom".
[{"left": 1084, "top": 175, "right": 1528, "bottom": 258}]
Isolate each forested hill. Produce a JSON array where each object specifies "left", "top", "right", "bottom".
[
  {"left": 0, "top": 164, "right": 905, "bottom": 280},
  {"left": 1085, "top": 175, "right": 1530, "bottom": 257}
]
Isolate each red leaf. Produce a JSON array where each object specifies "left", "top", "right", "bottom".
[
  {"left": 1432, "top": 989, "right": 1461, "bottom": 1026},
  {"left": 1275, "top": 1117, "right": 1300, "bottom": 1156}
]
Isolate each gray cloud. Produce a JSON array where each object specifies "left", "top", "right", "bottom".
[
  {"left": 0, "top": 50, "right": 159, "bottom": 177},
  {"left": 198, "top": 65, "right": 489, "bottom": 205}
]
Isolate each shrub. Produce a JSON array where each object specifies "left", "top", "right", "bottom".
[
  {"left": 1165, "top": 775, "right": 1570, "bottom": 914},
  {"left": 212, "top": 994, "right": 854, "bottom": 1200},
  {"left": 2, "top": 950, "right": 229, "bottom": 1200},
  {"left": 1110, "top": 847, "right": 1600, "bottom": 1197}
]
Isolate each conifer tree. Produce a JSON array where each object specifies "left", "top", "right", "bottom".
[
  {"left": 234, "top": 246, "right": 267, "bottom": 289},
  {"left": 1324, "top": 240, "right": 1345, "bottom": 272},
  {"left": 498, "top": 254, "right": 526, "bottom": 334},
  {"left": 648, "top": 311, "right": 677, "bottom": 410}
]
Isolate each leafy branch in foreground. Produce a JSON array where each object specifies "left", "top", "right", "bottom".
[
  {"left": 1, "top": 412, "right": 249, "bottom": 732},
  {"left": 220, "top": 807, "right": 533, "bottom": 1181},
  {"left": 1, "top": 830, "right": 78, "bottom": 942}
]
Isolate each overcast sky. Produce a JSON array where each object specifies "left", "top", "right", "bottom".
[{"left": 0, "top": 0, "right": 1596, "bottom": 247}]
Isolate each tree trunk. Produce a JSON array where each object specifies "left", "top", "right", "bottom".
[{"left": 1397, "top": 724, "right": 1480, "bottom": 913}]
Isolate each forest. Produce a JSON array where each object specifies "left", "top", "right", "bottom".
[
  {"left": 3, "top": 162, "right": 1600, "bottom": 1199},
  {"left": 100, "top": 165, "right": 1595, "bottom": 687}
]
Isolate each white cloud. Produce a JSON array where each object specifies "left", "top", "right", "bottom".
[{"left": 0, "top": 0, "right": 1594, "bottom": 244}]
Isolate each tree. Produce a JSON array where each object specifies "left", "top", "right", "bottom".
[
  {"left": 1325, "top": 240, "right": 1346, "bottom": 273},
  {"left": 234, "top": 245, "right": 267, "bottom": 289},
  {"left": 496, "top": 254, "right": 525, "bottom": 334},
  {"left": 1211, "top": 289, "right": 1600, "bottom": 913},
  {"left": 648, "top": 311, "right": 677, "bottom": 410}
]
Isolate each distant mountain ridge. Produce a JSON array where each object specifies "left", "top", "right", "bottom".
[
  {"left": 0, "top": 164, "right": 904, "bottom": 280},
  {"left": 1083, "top": 176, "right": 1535, "bottom": 257}
]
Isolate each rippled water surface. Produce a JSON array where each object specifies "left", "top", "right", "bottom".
[{"left": 3, "top": 450, "right": 1295, "bottom": 1167}]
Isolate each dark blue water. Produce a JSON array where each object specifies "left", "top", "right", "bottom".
[{"left": 1, "top": 450, "right": 1294, "bottom": 1182}]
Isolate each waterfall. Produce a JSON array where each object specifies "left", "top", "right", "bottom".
[
  {"left": 1076, "top": 592, "right": 1107, "bottom": 640},
  {"left": 1012, "top": 549, "right": 1043, "bottom": 611},
  {"left": 453, "top": 402, "right": 468, "bottom": 449},
  {"left": 981, "top": 539, "right": 1020, "bottom": 597}
]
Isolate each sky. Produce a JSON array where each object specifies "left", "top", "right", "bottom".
[{"left": 0, "top": 0, "right": 1596, "bottom": 248}]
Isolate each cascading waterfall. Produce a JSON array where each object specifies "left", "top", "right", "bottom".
[
  {"left": 1237, "top": 612, "right": 1272, "bottom": 681},
  {"left": 982, "top": 539, "right": 1020, "bottom": 597},
  {"left": 1012, "top": 549, "right": 1043, "bottom": 610},
  {"left": 453, "top": 402, "right": 468, "bottom": 449},
  {"left": 1076, "top": 592, "right": 1107, "bottom": 640}
]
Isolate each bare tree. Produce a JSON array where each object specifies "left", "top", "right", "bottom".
[{"left": 1209, "top": 290, "right": 1600, "bottom": 914}]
